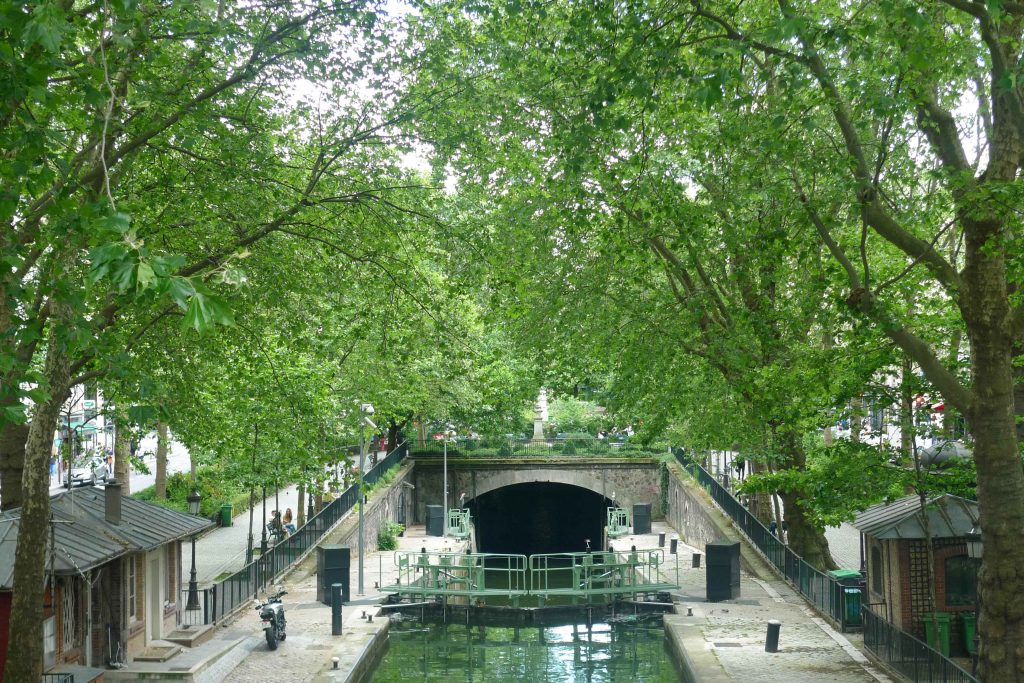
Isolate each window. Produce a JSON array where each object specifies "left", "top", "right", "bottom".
[
  {"left": 944, "top": 555, "right": 979, "bottom": 606},
  {"left": 126, "top": 555, "right": 137, "bottom": 621},
  {"left": 871, "top": 546, "right": 883, "bottom": 594}
]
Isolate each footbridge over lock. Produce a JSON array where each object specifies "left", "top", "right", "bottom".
[{"left": 410, "top": 455, "right": 662, "bottom": 556}]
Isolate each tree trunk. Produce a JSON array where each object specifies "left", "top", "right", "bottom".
[
  {"left": 0, "top": 423, "right": 29, "bottom": 511},
  {"left": 3, "top": 325, "right": 70, "bottom": 683},
  {"left": 297, "top": 481, "right": 305, "bottom": 528},
  {"left": 959, "top": 239, "right": 1024, "bottom": 682},
  {"left": 850, "top": 396, "right": 864, "bottom": 443},
  {"left": 155, "top": 420, "right": 168, "bottom": 499},
  {"left": 114, "top": 420, "right": 130, "bottom": 495},
  {"left": 777, "top": 430, "right": 837, "bottom": 570},
  {"left": 780, "top": 490, "right": 837, "bottom": 571},
  {"left": 900, "top": 359, "right": 914, "bottom": 459}
]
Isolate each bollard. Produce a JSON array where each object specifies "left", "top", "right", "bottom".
[
  {"left": 658, "top": 532, "right": 666, "bottom": 548},
  {"left": 331, "top": 583, "right": 343, "bottom": 635},
  {"left": 670, "top": 537, "right": 678, "bottom": 554},
  {"left": 692, "top": 553, "right": 701, "bottom": 568},
  {"left": 765, "top": 619, "right": 781, "bottom": 652},
  {"left": 332, "top": 656, "right": 340, "bottom": 669}
]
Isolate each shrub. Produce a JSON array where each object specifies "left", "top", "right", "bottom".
[
  {"left": 562, "top": 441, "right": 577, "bottom": 455},
  {"left": 497, "top": 442, "right": 514, "bottom": 457},
  {"left": 377, "top": 521, "right": 405, "bottom": 551}
]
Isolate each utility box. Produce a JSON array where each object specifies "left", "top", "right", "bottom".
[
  {"left": 426, "top": 505, "right": 444, "bottom": 537},
  {"left": 706, "top": 540, "right": 741, "bottom": 601},
  {"left": 317, "top": 545, "right": 350, "bottom": 605},
  {"left": 632, "top": 503, "right": 652, "bottom": 535}
]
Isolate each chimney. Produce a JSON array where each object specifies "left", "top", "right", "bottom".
[{"left": 105, "top": 479, "right": 122, "bottom": 525}]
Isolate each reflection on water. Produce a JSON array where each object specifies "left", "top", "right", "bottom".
[{"left": 371, "top": 620, "right": 679, "bottom": 682}]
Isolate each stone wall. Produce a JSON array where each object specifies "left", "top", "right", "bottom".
[
  {"left": 664, "top": 462, "right": 774, "bottom": 578},
  {"left": 411, "top": 459, "right": 662, "bottom": 524}
]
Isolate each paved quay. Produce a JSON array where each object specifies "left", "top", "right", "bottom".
[
  {"left": 220, "top": 524, "right": 465, "bottom": 683},
  {"left": 619, "top": 521, "right": 893, "bottom": 683}
]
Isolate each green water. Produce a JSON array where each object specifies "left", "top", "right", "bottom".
[{"left": 370, "top": 620, "right": 680, "bottom": 682}]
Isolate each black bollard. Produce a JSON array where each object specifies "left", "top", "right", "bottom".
[
  {"left": 658, "top": 532, "right": 666, "bottom": 548},
  {"left": 692, "top": 553, "right": 701, "bottom": 568},
  {"left": 670, "top": 538, "right": 678, "bottom": 554},
  {"left": 331, "top": 583, "right": 343, "bottom": 635},
  {"left": 765, "top": 619, "right": 781, "bottom": 652}
]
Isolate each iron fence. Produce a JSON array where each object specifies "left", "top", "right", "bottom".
[
  {"left": 198, "top": 444, "right": 408, "bottom": 624},
  {"left": 42, "top": 675, "right": 73, "bottom": 683},
  {"left": 863, "top": 606, "right": 977, "bottom": 683}
]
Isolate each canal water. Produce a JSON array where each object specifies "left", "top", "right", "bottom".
[{"left": 370, "top": 619, "right": 680, "bottom": 682}]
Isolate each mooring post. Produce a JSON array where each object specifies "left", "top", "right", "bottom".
[
  {"left": 331, "top": 583, "right": 343, "bottom": 635},
  {"left": 765, "top": 619, "right": 781, "bottom": 652}
]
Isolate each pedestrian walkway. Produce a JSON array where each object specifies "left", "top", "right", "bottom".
[{"left": 182, "top": 484, "right": 300, "bottom": 586}]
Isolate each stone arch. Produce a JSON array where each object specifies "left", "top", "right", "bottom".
[{"left": 465, "top": 469, "right": 614, "bottom": 504}]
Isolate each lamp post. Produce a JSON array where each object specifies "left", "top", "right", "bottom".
[
  {"left": 260, "top": 484, "right": 268, "bottom": 555},
  {"left": 966, "top": 524, "right": 982, "bottom": 675},
  {"left": 185, "top": 488, "right": 202, "bottom": 610},
  {"left": 443, "top": 434, "right": 448, "bottom": 539},
  {"left": 358, "top": 403, "right": 377, "bottom": 597}
]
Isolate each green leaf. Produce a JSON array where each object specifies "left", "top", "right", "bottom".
[{"left": 136, "top": 261, "right": 156, "bottom": 291}]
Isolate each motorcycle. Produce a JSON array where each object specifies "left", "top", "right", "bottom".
[{"left": 254, "top": 587, "right": 288, "bottom": 650}]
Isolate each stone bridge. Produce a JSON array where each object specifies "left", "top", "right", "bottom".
[{"left": 410, "top": 456, "right": 662, "bottom": 524}]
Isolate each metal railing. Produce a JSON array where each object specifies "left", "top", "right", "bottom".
[
  {"left": 382, "top": 550, "right": 676, "bottom": 605},
  {"left": 42, "top": 674, "right": 73, "bottom": 683},
  {"left": 863, "top": 606, "right": 977, "bottom": 683},
  {"left": 196, "top": 444, "right": 408, "bottom": 624},
  {"left": 447, "top": 508, "right": 471, "bottom": 539},
  {"left": 410, "top": 438, "right": 662, "bottom": 458},
  {"left": 674, "top": 451, "right": 855, "bottom": 628}
]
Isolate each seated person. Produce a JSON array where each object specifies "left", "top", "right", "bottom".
[
  {"left": 282, "top": 507, "right": 297, "bottom": 535},
  {"left": 268, "top": 510, "right": 285, "bottom": 539}
]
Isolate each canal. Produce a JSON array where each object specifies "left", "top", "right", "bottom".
[{"left": 371, "top": 619, "right": 680, "bottom": 682}]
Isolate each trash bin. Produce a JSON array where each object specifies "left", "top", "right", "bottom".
[
  {"left": 827, "top": 569, "right": 863, "bottom": 629},
  {"left": 962, "top": 612, "right": 977, "bottom": 655},
  {"left": 220, "top": 503, "right": 233, "bottom": 527},
  {"left": 842, "top": 587, "right": 862, "bottom": 628},
  {"left": 923, "top": 612, "right": 951, "bottom": 656}
]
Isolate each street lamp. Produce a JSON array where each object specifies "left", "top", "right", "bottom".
[
  {"left": 358, "top": 403, "right": 377, "bottom": 597},
  {"left": 260, "top": 484, "right": 268, "bottom": 555},
  {"left": 966, "top": 523, "right": 982, "bottom": 674},
  {"left": 185, "top": 488, "right": 202, "bottom": 610}
]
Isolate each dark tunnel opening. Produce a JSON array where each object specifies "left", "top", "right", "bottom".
[{"left": 468, "top": 482, "right": 610, "bottom": 555}]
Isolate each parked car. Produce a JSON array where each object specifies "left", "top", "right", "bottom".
[{"left": 69, "top": 456, "right": 110, "bottom": 487}]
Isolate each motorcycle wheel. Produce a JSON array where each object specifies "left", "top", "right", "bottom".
[
  {"left": 265, "top": 627, "right": 278, "bottom": 650},
  {"left": 279, "top": 629, "right": 286, "bottom": 641}
]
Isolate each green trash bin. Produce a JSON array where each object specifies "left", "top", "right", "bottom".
[
  {"left": 842, "top": 587, "right": 862, "bottom": 627},
  {"left": 220, "top": 503, "right": 233, "bottom": 527},
  {"left": 923, "top": 612, "right": 951, "bottom": 656},
  {"left": 962, "top": 612, "right": 977, "bottom": 655},
  {"left": 827, "top": 569, "right": 863, "bottom": 629}
]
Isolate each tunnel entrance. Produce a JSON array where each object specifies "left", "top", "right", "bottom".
[{"left": 469, "top": 482, "right": 610, "bottom": 555}]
